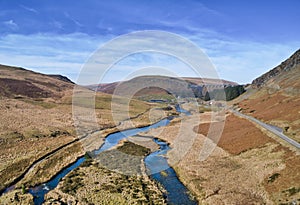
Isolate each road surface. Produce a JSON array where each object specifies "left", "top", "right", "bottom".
[{"left": 231, "top": 109, "right": 300, "bottom": 149}]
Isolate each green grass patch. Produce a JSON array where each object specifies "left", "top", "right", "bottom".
[
  {"left": 116, "top": 141, "right": 150, "bottom": 157},
  {"left": 137, "top": 93, "right": 176, "bottom": 102},
  {"left": 21, "top": 98, "right": 57, "bottom": 109},
  {"left": 96, "top": 141, "right": 151, "bottom": 176},
  {"left": 198, "top": 105, "right": 212, "bottom": 113}
]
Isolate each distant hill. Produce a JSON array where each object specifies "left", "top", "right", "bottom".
[
  {"left": 0, "top": 64, "right": 74, "bottom": 99},
  {"left": 88, "top": 75, "right": 238, "bottom": 101},
  {"left": 236, "top": 49, "right": 300, "bottom": 142},
  {"left": 183, "top": 77, "right": 238, "bottom": 86}
]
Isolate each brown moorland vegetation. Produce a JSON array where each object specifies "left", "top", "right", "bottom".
[
  {"left": 236, "top": 60, "right": 300, "bottom": 142},
  {"left": 0, "top": 65, "right": 168, "bottom": 201},
  {"left": 143, "top": 111, "right": 300, "bottom": 204},
  {"left": 43, "top": 142, "right": 166, "bottom": 205},
  {"left": 194, "top": 114, "right": 275, "bottom": 154}
]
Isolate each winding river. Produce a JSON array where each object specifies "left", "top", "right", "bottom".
[
  {"left": 26, "top": 105, "right": 197, "bottom": 204},
  {"left": 145, "top": 138, "right": 197, "bottom": 205}
]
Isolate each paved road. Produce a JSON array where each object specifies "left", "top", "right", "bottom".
[{"left": 231, "top": 109, "right": 300, "bottom": 149}]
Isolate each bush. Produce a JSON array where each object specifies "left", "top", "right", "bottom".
[{"left": 268, "top": 173, "right": 280, "bottom": 183}]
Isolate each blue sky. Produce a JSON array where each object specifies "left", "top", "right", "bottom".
[{"left": 0, "top": 0, "right": 299, "bottom": 84}]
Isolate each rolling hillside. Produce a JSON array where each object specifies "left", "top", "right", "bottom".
[
  {"left": 236, "top": 49, "right": 300, "bottom": 142},
  {"left": 0, "top": 64, "right": 159, "bottom": 195},
  {"left": 0, "top": 64, "right": 79, "bottom": 193},
  {"left": 0, "top": 64, "right": 74, "bottom": 99},
  {"left": 88, "top": 75, "right": 238, "bottom": 101}
]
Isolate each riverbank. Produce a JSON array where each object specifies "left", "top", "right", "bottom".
[
  {"left": 140, "top": 112, "right": 212, "bottom": 200},
  {"left": 42, "top": 125, "right": 198, "bottom": 205},
  {"left": 30, "top": 105, "right": 193, "bottom": 204},
  {"left": 1, "top": 104, "right": 217, "bottom": 204},
  {"left": 144, "top": 111, "right": 300, "bottom": 204},
  {"left": 0, "top": 104, "right": 176, "bottom": 204},
  {"left": 43, "top": 141, "right": 167, "bottom": 204},
  {"left": 0, "top": 134, "right": 76, "bottom": 194}
]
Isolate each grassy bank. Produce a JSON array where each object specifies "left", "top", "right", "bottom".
[
  {"left": 18, "top": 142, "right": 84, "bottom": 188},
  {"left": 178, "top": 113, "right": 300, "bottom": 204},
  {"left": 44, "top": 141, "right": 167, "bottom": 204}
]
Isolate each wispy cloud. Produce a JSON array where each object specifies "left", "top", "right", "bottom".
[
  {"left": 0, "top": 30, "right": 298, "bottom": 84},
  {"left": 188, "top": 32, "right": 299, "bottom": 83},
  {"left": 3, "top": 20, "right": 18, "bottom": 30},
  {"left": 0, "top": 33, "right": 107, "bottom": 81},
  {"left": 51, "top": 20, "right": 63, "bottom": 30},
  {"left": 64, "top": 12, "right": 83, "bottom": 27},
  {"left": 19, "top": 4, "right": 38, "bottom": 14}
]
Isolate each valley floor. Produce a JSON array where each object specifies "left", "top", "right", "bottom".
[
  {"left": 0, "top": 97, "right": 173, "bottom": 204},
  {"left": 143, "top": 110, "right": 300, "bottom": 204},
  {"left": 1, "top": 102, "right": 299, "bottom": 204}
]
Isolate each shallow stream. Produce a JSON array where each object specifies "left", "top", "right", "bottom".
[{"left": 26, "top": 104, "right": 196, "bottom": 204}]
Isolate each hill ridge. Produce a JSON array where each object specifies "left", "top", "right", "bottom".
[
  {"left": 0, "top": 64, "right": 74, "bottom": 99},
  {"left": 252, "top": 49, "right": 300, "bottom": 88}
]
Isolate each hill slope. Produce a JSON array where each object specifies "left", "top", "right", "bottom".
[
  {"left": 0, "top": 64, "right": 74, "bottom": 99},
  {"left": 0, "top": 64, "right": 161, "bottom": 195},
  {"left": 236, "top": 49, "right": 300, "bottom": 142},
  {"left": 252, "top": 49, "right": 300, "bottom": 88},
  {"left": 0, "top": 64, "right": 79, "bottom": 192},
  {"left": 88, "top": 75, "right": 238, "bottom": 101}
]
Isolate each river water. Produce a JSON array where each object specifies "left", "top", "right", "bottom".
[
  {"left": 27, "top": 104, "right": 197, "bottom": 204},
  {"left": 28, "top": 157, "right": 85, "bottom": 204},
  {"left": 145, "top": 138, "right": 197, "bottom": 205}
]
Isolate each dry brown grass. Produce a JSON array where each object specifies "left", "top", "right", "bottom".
[
  {"left": 0, "top": 64, "right": 74, "bottom": 99},
  {"left": 19, "top": 142, "right": 84, "bottom": 187},
  {"left": 0, "top": 96, "right": 77, "bottom": 191},
  {"left": 0, "top": 189, "right": 33, "bottom": 205},
  {"left": 263, "top": 146, "right": 300, "bottom": 204},
  {"left": 143, "top": 112, "right": 300, "bottom": 204},
  {"left": 194, "top": 114, "right": 275, "bottom": 154},
  {"left": 236, "top": 65, "right": 300, "bottom": 142},
  {"left": 44, "top": 144, "right": 166, "bottom": 205},
  {"left": 239, "top": 92, "right": 300, "bottom": 142},
  {"left": 0, "top": 94, "right": 161, "bottom": 193},
  {"left": 0, "top": 66, "right": 173, "bottom": 204},
  {"left": 239, "top": 92, "right": 299, "bottom": 122},
  {"left": 0, "top": 134, "right": 74, "bottom": 191}
]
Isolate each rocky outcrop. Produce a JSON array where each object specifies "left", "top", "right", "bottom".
[{"left": 252, "top": 49, "right": 300, "bottom": 88}]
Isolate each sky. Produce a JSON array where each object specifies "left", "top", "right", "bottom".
[{"left": 0, "top": 0, "right": 299, "bottom": 84}]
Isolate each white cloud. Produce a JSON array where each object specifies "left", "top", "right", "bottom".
[
  {"left": 51, "top": 21, "right": 63, "bottom": 30},
  {"left": 0, "top": 52, "right": 83, "bottom": 82},
  {"left": 64, "top": 12, "right": 83, "bottom": 27},
  {"left": 0, "top": 33, "right": 108, "bottom": 82},
  {"left": 77, "top": 31, "right": 218, "bottom": 85},
  {"left": 186, "top": 32, "right": 300, "bottom": 83},
  {"left": 0, "top": 31, "right": 298, "bottom": 85},
  {"left": 3, "top": 20, "right": 18, "bottom": 30},
  {"left": 19, "top": 5, "right": 38, "bottom": 14}
]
